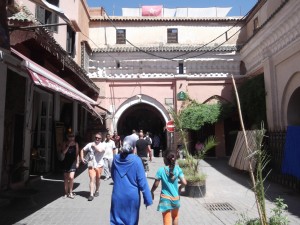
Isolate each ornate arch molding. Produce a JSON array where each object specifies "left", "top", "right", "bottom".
[
  {"left": 282, "top": 72, "right": 300, "bottom": 127},
  {"left": 113, "top": 94, "right": 171, "bottom": 127},
  {"left": 202, "top": 95, "right": 231, "bottom": 104},
  {"left": 241, "top": 1, "right": 300, "bottom": 74}
]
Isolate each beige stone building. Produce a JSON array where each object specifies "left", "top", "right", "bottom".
[
  {"left": 0, "top": 0, "right": 299, "bottom": 188},
  {"left": 240, "top": 0, "right": 300, "bottom": 129},
  {"left": 87, "top": 0, "right": 300, "bottom": 157},
  {"left": 87, "top": 6, "right": 248, "bottom": 157}
]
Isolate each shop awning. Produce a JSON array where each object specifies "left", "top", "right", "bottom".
[
  {"left": 11, "top": 48, "right": 102, "bottom": 122},
  {"left": 84, "top": 103, "right": 105, "bottom": 122}
]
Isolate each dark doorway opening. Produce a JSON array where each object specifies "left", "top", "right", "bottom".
[
  {"left": 190, "top": 124, "right": 216, "bottom": 157},
  {"left": 287, "top": 87, "right": 300, "bottom": 126},
  {"left": 224, "top": 117, "right": 240, "bottom": 156},
  {"left": 117, "top": 103, "right": 167, "bottom": 152},
  {"left": 13, "top": 114, "right": 25, "bottom": 164}
]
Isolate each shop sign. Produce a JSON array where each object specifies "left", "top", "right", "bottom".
[{"left": 177, "top": 91, "right": 186, "bottom": 101}]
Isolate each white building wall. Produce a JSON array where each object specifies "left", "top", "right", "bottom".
[
  {"left": 89, "top": 21, "right": 242, "bottom": 48},
  {"left": 17, "top": 0, "right": 67, "bottom": 51}
]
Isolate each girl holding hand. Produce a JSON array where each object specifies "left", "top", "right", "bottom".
[{"left": 151, "top": 150, "right": 187, "bottom": 225}]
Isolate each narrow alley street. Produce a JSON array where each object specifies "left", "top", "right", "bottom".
[{"left": 1, "top": 157, "right": 300, "bottom": 225}]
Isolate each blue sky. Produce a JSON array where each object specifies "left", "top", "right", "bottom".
[{"left": 86, "top": 0, "right": 258, "bottom": 16}]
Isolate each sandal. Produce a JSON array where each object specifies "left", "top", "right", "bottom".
[{"left": 68, "top": 193, "right": 75, "bottom": 199}]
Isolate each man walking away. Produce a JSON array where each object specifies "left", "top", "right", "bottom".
[
  {"left": 122, "top": 130, "right": 139, "bottom": 153},
  {"left": 144, "top": 132, "right": 152, "bottom": 145},
  {"left": 136, "top": 131, "right": 152, "bottom": 177}
]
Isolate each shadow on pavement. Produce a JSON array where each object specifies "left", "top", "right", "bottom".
[
  {"left": 0, "top": 165, "right": 87, "bottom": 225},
  {"left": 74, "top": 190, "right": 90, "bottom": 199},
  {"left": 204, "top": 157, "right": 300, "bottom": 219}
]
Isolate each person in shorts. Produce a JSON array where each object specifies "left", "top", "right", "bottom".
[
  {"left": 61, "top": 131, "right": 79, "bottom": 199},
  {"left": 80, "top": 132, "right": 106, "bottom": 201},
  {"left": 151, "top": 150, "right": 187, "bottom": 225}
]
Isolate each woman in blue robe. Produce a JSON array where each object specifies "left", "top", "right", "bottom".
[{"left": 110, "top": 143, "right": 153, "bottom": 225}]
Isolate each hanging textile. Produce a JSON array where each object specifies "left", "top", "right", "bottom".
[{"left": 282, "top": 126, "right": 300, "bottom": 179}]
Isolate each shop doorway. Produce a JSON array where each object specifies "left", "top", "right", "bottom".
[
  {"left": 31, "top": 90, "right": 53, "bottom": 173},
  {"left": 3, "top": 69, "right": 26, "bottom": 172}
]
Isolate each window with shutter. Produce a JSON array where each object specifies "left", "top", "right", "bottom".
[
  {"left": 116, "top": 29, "right": 126, "bottom": 44},
  {"left": 36, "top": 6, "right": 45, "bottom": 23},
  {"left": 178, "top": 62, "right": 184, "bottom": 74},
  {"left": 66, "top": 26, "right": 75, "bottom": 56},
  {"left": 167, "top": 28, "right": 178, "bottom": 44},
  {"left": 35, "top": 0, "right": 59, "bottom": 32},
  {"left": 81, "top": 42, "right": 91, "bottom": 72}
]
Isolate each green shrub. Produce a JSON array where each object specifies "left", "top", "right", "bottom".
[{"left": 235, "top": 198, "right": 289, "bottom": 225}]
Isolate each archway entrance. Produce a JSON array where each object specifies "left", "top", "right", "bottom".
[
  {"left": 117, "top": 103, "right": 167, "bottom": 154},
  {"left": 287, "top": 87, "right": 300, "bottom": 125}
]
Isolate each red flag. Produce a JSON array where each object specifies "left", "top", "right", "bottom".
[{"left": 142, "top": 5, "right": 163, "bottom": 16}]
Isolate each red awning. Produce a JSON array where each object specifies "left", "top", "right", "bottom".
[
  {"left": 26, "top": 68, "right": 90, "bottom": 103},
  {"left": 11, "top": 48, "right": 102, "bottom": 121}
]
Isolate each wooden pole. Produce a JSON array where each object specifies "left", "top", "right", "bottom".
[{"left": 231, "top": 75, "right": 266, "bottom": 225}]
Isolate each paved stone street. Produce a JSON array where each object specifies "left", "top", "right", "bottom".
[{"left": 1, "top": 157, "right": 300, "bottom": 225}]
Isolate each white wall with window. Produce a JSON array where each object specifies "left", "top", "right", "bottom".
[{"left": 89, "top": 20, "right": 241, "bottom": 48}]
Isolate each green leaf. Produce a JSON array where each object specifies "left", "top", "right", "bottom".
[{"left": 179, "top": 103, "right": 221, "bottom": 130}]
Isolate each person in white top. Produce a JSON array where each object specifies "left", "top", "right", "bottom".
[
  {"left": 124, "top": 130, "right": 139, "bottom": 153},
  {"left": 144, "top": 132, "right": 152, "bottom": 145},
  {"left": 103, "top": 133, "right": 116, "bottom": 181},
  {"left": 132, "top": 129, "right": 139, "bottom": 140},
  {"left": 80, "top": 132, "right": 106, "bottom": 201}
]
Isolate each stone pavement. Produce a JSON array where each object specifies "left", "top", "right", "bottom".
[{"left": 0, "top": 157, "right": 300, "bottom": 225}]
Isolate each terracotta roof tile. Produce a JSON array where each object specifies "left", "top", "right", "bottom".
[{"left": 8, "top": 6, "right": 35, "bottom": 22}]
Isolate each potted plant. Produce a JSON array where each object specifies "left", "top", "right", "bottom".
[
  {"left": 169, "top": 103, "right": 219, "bottom": 198},
  {"left": 177, "top": 136, "right": 217, "bottom": 197}
]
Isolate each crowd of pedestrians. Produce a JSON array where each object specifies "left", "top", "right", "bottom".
[{"left": 58, "top": 129, "right": 186, "bottom": 225}]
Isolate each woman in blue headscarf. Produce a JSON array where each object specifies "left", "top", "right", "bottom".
[{"left": 110, "top": 141, "right": 153, "bottom": 225}]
